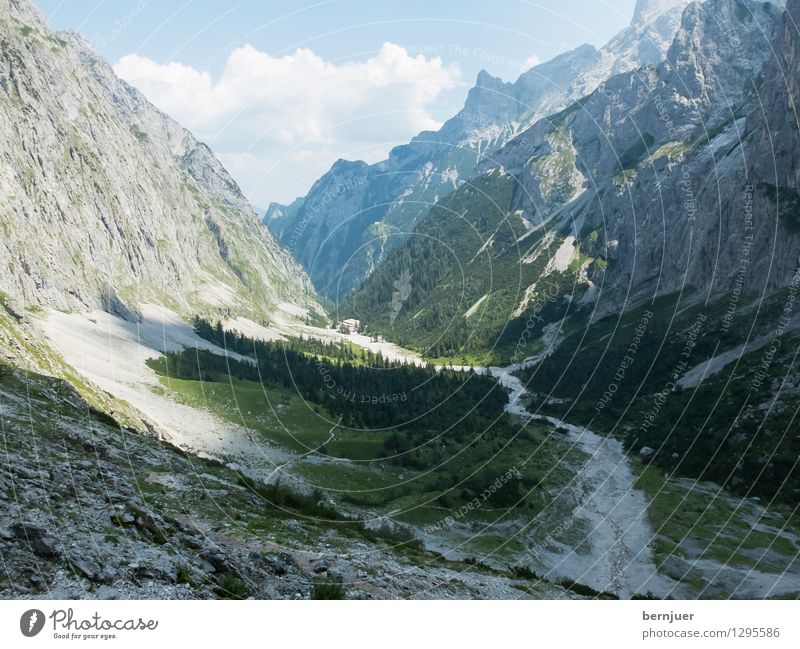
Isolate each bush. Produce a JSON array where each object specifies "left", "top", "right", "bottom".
[
  {"left": 631, "top": 591, "right": 663, "bottom": 600},
  {"left": 216, "top": 574, "right": 249, "bottom": 599},
  {"left": 510, "top": 565, "right": 541, "bottom": 580},
  {"left": 311, "top": 577, "right": 346, "bottom": 600},
  {"left": 556, "top": 578, "right": 618, "bottom": 599},
  {"left": 176, "top": 564, "right": 193, "bottom": 585}
]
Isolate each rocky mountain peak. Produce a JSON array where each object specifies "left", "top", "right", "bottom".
[
  {"left": 0, "top": 0, "right": 318, "bottom": 319},
  {"left": 665, "top": 0, "right": 781, "bottom": 107},
  {"left": 263, "top": 0, "right": 707, "bottom": 299},
  {"left": 475, "top": 68, "right": 502, "bottom": 89},
  {"left": 632, "top": 0, "right": 693, "bottom": 26},
  {"left": 2, "top": 0, "right": 44, "bottom": 26}
]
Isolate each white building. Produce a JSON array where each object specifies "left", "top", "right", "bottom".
[{"left": 340, "top": 318, "right": 360, "bottom": 333}]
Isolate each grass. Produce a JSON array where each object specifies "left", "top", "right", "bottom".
[
  {"left": 176, "top": 564, "right": 194, "bottom": 585},
  {"left": 129, "top": 125, "right": 148, "bottom": 143},
  {"left": 649, "top": 141, "right": 691, "bottom": 163},
  {"left": 216, "top": 574, "right": 249, "bottom": 599},
  {"left": 311, "top": 577, "right": 346, "bottom": 600},
  {"left": 157, "top": 375, "right": 335, "bottom": 454},
  {"left": 613, "top": 168, "right": 637, "bottom": 187},
  {"left": 461, "top": 535, "right": 526, "bottom": 561},
  {"left": 155, "top": 363, "right": 590, "bottom": 549},
  {"left": 632, "top": 460, "right": 800, "bottom": 579},
  {"left": 0, "top": 345, "right": 582, "bottom": 599}
]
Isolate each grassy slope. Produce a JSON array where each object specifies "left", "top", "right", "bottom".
[{"left": 156, "top": 369, "right": 588, "bottom": 533}]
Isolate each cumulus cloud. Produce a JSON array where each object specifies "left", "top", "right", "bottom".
[
  {"left": 523, "top": 54, "right": 541, "bottom": 70},
  {"left": 114, "top": 43, "right": 461, "bottom": 206}
]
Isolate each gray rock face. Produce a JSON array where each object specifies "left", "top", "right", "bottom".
[
  {"left": 600, "top": 0, "right": 795, "bottom": 303},
  {"left": 0, "top": 316, "right": 567, "bottom": 600},
  {"left": 346, "top": 0, "right": 797, "bottom": 357},
  {"left": 633, "top": 0, "right": 694, "bottom": 26},
  {"left": 489, "top": 0, "right": 789, "bottom": 307},
  {"left": 0, "top": 0, "right": 317, "bottom": 319},
  {"left": 266, "top": 0, "right": 691, "bottom": 299}
]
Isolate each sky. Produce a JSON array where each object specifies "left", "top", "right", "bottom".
[{"left": 32, "top": 0, "right": 637, "bottom": 209}]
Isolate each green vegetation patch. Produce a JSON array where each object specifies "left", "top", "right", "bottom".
[
  {"left": 633, "top": 460, "right": 800, "bottom": 588},
  {"left": 129, "top": 125, "right": 149, "bottom": 143},
  {"left": 757, "top": 182, "right": 800, "bottom": 233},
  {"left": 617, "top": 132, "right": 655, "bottom": 172}
]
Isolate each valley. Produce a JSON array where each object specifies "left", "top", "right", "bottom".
[
  {"left": 17, "top": 294, "right": 795, "bottom": 599},
  {"left": 2, "top": 0, "right": 800, "bottom": 603}
]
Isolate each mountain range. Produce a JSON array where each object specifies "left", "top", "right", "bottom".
[
  {"left": 1, "top": 0, "right": 799, "bottom": 601},
  {"left": 345, "top": 0, "right": 800, "bottom": 502},
  {"left": 264, "top": 0, "right": 696, "bottom": 299},
  {"left": 0, "top": 0, "right": 319, "bottom": 322}
]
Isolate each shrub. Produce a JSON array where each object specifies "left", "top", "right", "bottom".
[
  {"left": 311, "top": 577, "right": 346, "bottom": 600},
  {"left": 216, "top": 574, "right": 249, "bottom": 599},
  {"left": 176, "top": 564, "right": 193, "bottom": 585},
  {"left": 556, "top": 578, "right": 618, "bottom": 599}
]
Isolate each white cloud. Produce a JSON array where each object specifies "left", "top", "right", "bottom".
[
  {"left": 523, "top": 54, "right": 541, "bottom": 70},
  {"left": 114, "top": 43, "right": 461, "bottom": 206}
]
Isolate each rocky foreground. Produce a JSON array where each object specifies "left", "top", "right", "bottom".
[{"left": 0, "top": 303, "right": 572, "bottom": 600}]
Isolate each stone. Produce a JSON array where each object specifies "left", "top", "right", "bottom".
[
  {"left": 12, "top": 523, "right": 60, "bottom": 557},
  {"left": 0, "top": 0, "right": 317, "bottom": 318},
  {"left": 68, "top": 555, "right": 101, "bottom": 581}
]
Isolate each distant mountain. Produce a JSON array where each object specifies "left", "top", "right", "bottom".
[
  {"left": 347, "top": 0, "right": 787, "bottom": 345},
  {"left": 0, "top": 0, "right": 319, "bottom": 321},
  {"left": 345, "top": 0, "right": 800, "bottom": 502},
  {"left": 264, "top": 0, "right": 692, "bottom": 299}
]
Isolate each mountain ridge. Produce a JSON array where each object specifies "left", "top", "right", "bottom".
[
  {"left": 264, "top": 0, "right": 693, "bottom": 299},
  {"left": 0, "top": 0, "right": 319, "bottom": 322},
  {"left": 343, "top": 0, "right": 800, "bottom": 505}
]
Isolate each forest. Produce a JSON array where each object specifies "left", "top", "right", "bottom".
[
  {"left": 517, "top": 291, "right": 800, "bottom": 504},
  {"left": 148, "top": 318, "right": 518, "bottom": 472}
]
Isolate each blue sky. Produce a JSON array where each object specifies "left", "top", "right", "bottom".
[{"left": 32, "top": 0, "right": 638, "bottom": 207}]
